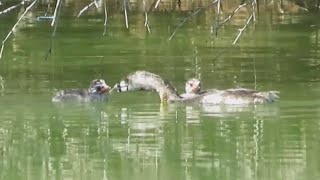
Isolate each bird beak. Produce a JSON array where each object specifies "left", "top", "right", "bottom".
[
  {"left": 108, "top": 84, "right": 118, "bottom": 93},
  {"left": 100, "top": 85, "right": 110, "bottom": 93}
]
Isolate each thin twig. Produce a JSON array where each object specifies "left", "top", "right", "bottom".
[
  {"left": 154, "top": 0, "right": 161, "bottom": 9},
  {"left": 0, "top": 1, "right": 24, "bottom": 15},
  {"left": 214, "top": 0, "right": 221, "bottom": 33},
  {"left": 0, "top": 75, "right": 4, "bottom": 94},
  {"left": 0, "top": 0, "right": 37, "bottom": 60},
  {"left": 143, "top": 0, "right": 150, "bottom": 33},
  {"left": 253, "top": 57, "right": 257, "bottom": 90},
  {"left": 45, "top": 0, "right": 62, "bottom": 60},
  {"left": 123, "top": 0, "right": 128, "bottom": 28},
  {"left": 252, "top": 0, "right": 257, "bottom": 21},
  {"left": 232, "top": 14, "right": 253, "bottom": 44},
  {"left": 51, "top": 0, "right": 61, "bottom": 26},
  {"left": 103, "top": 0, "right": 108, "bottom": 35},
  {"left": 217, "top": 0, "right": 221, "bottom": 14},
  {"left": 94, "top": 0, "right": 99, "bottom": 8},
  {"left": 214, "top": 1, "right": 249, "bottom": 36},
  {"left": 44, "top": 0, "right": 51, "bottom": 16},
  {"left": 169, "top": 0, "right": 218, "bottom": 40},
  {"left": 77, "top": 0, "right": 100, "bottom": 18}
]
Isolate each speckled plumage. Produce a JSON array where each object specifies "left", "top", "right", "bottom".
[
  {"left": 116, "top": 71, "right": 180, "bottom": 102},
  {"left": 52, "top": 79, "right": 110, "bottom": 102},
  {"left": 115, "top": 71, "right": 279, "bottom": 105}
]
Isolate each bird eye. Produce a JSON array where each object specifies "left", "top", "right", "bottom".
[{"left": 96, "top": 86, "right": 102, "bottom": 91}]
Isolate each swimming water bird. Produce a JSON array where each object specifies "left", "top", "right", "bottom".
[
  {"left": 52, "top": 79, "right": 110, "bottom": 102},
  {"left": 115, "top": 71, "right": 180, "bottom": 103},
  {"left": 180, "top": 78, "right": 202, "bottom": 98},
  {"left": 114, "top": 71, "right": 279, "bottom": 105}
]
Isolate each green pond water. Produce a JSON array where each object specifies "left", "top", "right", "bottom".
[{"left": 0, "top": 10, "right": 320, "bottom": 180}]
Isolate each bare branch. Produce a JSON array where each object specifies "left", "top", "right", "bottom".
[
  {"left": 123, "top": 0, "right": 128, "bottom": 28},
  {"left": 253, "top": 58, "right": 257, "bottom": 90},
  {"left": 232, "top": 14, "right": 253, "bottom": 44},
  {"left": 252, "top": 0, "right": 257, "bottom": 21},
  {"left": 51, "top": 0, "right": 61, "bottom": 26},
  {"left": 0, "top": 1, "right": 24, "bottom": 15},
  {"left": 103, "top": 0, "right": 108, "bottom": 35},
  {"left": 217, "top": 0, "right": 221, "bottom": 14},
  {"left": 143, "top": 0, "right": 150, "bottom": 33},
  {"left": 77, "top": 0, "right": 100, "bottom": 18},
  {"left": 44, "top": 0, "right": 51, "bottom": 16},
  {"left": 155, "top": 0, "right": 161, "bottom": 9},
  {"left": 0, "top": 75, "right": 4, "bottom": 94},
  {"left": 0, "top": 0, "right": 37, "bottom": 60},
  {"left": 46, "top": 0, "right": 62, "bottom": 60},
  {"left": 169, "top": 0, "right": 218, "bottom": 40},
  {"left": 93, "top": 0, "right": 99, "bottom": 8},
  {"left": 214, "top": 1, "right": 249, "bottom": 36}
]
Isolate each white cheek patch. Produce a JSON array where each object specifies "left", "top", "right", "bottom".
[
  {"left": 99, "top": 79, "right": 107, "bottom": 87},
  {"left": 120, "top": 86, "right": 129, "bottom": 92},
  {"left": 185, "top": 78, "right": 201, "bottom": 94},
  {"left": 118, "top": 80, "right": 129, "bottom": 92},
  {"left": 120, "top": 80, "right": 126, "bottom": 85},
  {"left": 185, "top": 84, "right": 193, "bottom": 93}
]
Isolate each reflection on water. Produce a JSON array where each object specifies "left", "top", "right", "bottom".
[
  {"left": 1, "top": 93, "right": 318, "bottom": 180},
  {"left": 0, "top": 10, "right": 320, "bottom": 180}
]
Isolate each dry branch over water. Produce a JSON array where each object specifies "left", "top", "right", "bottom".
[
  {"left": 169, "top": 0, "right": 218, "bottom": 40},
  {"left": 45, "top": 0, "right": 62, "bottom": 60},
  {"left": 103, "top": 0, "right": 108, "bottom": 35},
  {"left": 0, "top": 1, "right": 24, "bottom": 15},
  {"left": 0, "top": 0, "right": 317, "bottom": 60},
  {"left": 0, "top": 0, "right": 37, "bottom": 60},
  {"left": 77, "top": 0, "right": 100, "bottom": 18}
]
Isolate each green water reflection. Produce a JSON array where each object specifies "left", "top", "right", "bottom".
[{"left": 0, "top": 11, "right": 320, "bottom": 180}]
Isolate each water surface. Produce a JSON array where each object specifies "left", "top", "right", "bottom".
[{"left": 0, "top": 10, "right": 320, "bottom": 180}]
